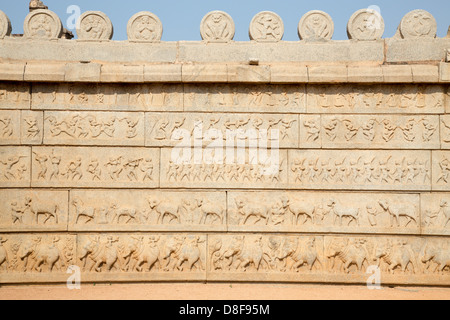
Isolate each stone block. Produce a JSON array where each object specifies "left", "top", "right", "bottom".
[
  {"left": 145, "top": 112, "right": 299, "bottom": 149},
  {"left": 31, "top": 83, "right": 183, "bottom": 112},
  {"left": 0, "top": 83, "right": 30, "bottom": 110},
  {"left": 69, "top": 190, "right": 227, "bottom": 232},
  {"left": 299, "top": 115, "right": 321, "bottom": 149},
  {"left": 347, "top": 66, "right": 383, "bottom": 83},
  {"left": 75, "top": 234, "right": 207, "bottom": 282},
  {"left": 0, "top": 62, "right": 25, "bottom": 81},
  {"left": 207, "top": 234, "right": 450, "bottom": 286},
  {"left": 411, "top": 65, "right": 439, "bottom": 83},
  {"left": 184, "top": 84, "right": 306, "bottom": 114},
  {"left": 160, "top": 148, "right": 288, "bottom": 190},
  {"left": 21, "top": 110, "right": 43, "bottom": 145},
  {"left": 0, "top": 190, "right": 68, "bottom": 232},
  {"left": 308, "top": 65, "right": 348, "bottom": 83},
  {"left": 0, "top": 110, "right": 20, "bottom": 145},
  {"left": 0, "top": 146, "right": 31, "bottom": 188},
  {"left": 420, "top": 193, "right": 450, "bottom": 236},
  {"left": 31, "top": 147, "right": 159, "bottom": 189},
  {"left": 386, "top": 38, "right": 450, "bottom": 63},
  {"left": 306, "top": 84, "right": 445, "bottom": 114},
  {"left": 227, "top": 65, "right": 270, "bottom": 83},
  {"left": 289, "top": 149, "right": 431, "bottom": 191},
  {"left": 227, "top": 192, "right": 420, "bottom": 235},
  {"left": 182, "top": 64, "right": 228, "bottom": 82},
  {"left": 382, "top": 65, "right": 413, "bottom": 83},
  {"left": 100, "top": 64, "right": 144, "bottom": 83},
  {"left": 0, "top": 234, "right": 76, "bottom": 284},
  {"left": 270, "top": 64, "right": 308, "bottom": 83},
  {"left": 441, "top": 62, "right": 450, "bottom": 82},
  {"left": 24, "top": 62, "right": 65, "bottom": 82},
  {"left": 65, "top": 63, "right": 101, "bottom": 82},
  {"left": 43, "top": 111, "right": 145, "bottom": 146},
  {"left": 313, "top": 115, "right": 440, "bottom": 150},
  {"left": 144, "top": 64, "right": 182, "bottom": 82}
]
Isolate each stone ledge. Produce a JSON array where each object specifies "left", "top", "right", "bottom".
[
  {"left": 0, "top": 62, "right": 445, "bottom": 84},
  {"left": 0, "top": 62, "right": 25, "bottom": 81},
  {"left": 441, "top": 62, "right": 450, "bottom": 82}
]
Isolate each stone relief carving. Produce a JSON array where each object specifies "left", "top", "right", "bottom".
[
  {"left": 69, "top": 191, "right": 226, "bottom": 231},
  {"left": 0, "top": 83, "right": 30, "bottom": 110},
  {"left": 160, "top": 148, "right": 287, "bottom": 189},
  {"left": 23, "top": 9, "right": 62, "bottom": 39},
  {"left": 76, "top": 11, "right": 113, "bottom": 41},
  {"left": 44, "top": 112, "right": 144, "bottom": 145},
  {"left": 347, "top": 9, "right": 384, "bottom": 41},
  {"left": 289, "top": 150, "right": 431, "bottom": 190},
  {"left": 0, "top": 190, "right": 68, "bottom": 232},
  {"left": 146, "top": 112, "right": 298, "bottom": 148},
  {"left": 307, "top": 85, "right": 445, "bottom": 114},
  {"left": 0, "top": 147, "right": 30, "bottom": 187},
  {"left": 127, "top": 11, "right": 163, "bottom": 42},
  {"left": 200, "top": 11, "right": 235, "bottom": 42},
  {"left": 32, "top": 147, "right": 159, "bottom": 188},
  {"left": 184, "top": 84, "right": 305, "bottom": 113},
  {"left": 249, "top": 11, "right": 284, "bottom": 42},
  {"left": 29, "top": 0, "right": 48, "bottom": 11},
  {"left": 228, "top": 192, "right": 420, "bottom": 233},
  {"left": 0, "top": 235, "right": 75, "bottom": 274},
  {"left": 78, "top": 234, "right": 206, "bottom": 274},
  {"left": 301, "top": 115, "right": 440, "bottom": 149},
  {"left": 32, "top": 83, "right": 183, "bottom": 112},
  {"left": 209, "top": 235, "right": 323, "bottom": 273},
  {"left": 0, "top": 10, "right": 11, "bottom": 39},
  {"left": 421, "top": 194, "right": 450, "bottom": 235},
  {"left": 298, "top": 10, "right": 334, "bottom": 41},
  {"left": 398, "top": 10, "right": 437, "bottom": 39}
]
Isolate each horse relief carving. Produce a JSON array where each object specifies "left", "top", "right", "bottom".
[{"left": 78, "top": 235, "right": 206, "bottom": 273}]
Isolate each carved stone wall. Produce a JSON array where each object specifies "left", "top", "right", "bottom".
[{"left": 0, "top": 7, "right": 449, "bottom": 286}]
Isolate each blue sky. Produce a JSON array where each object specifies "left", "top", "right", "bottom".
[{"left": 2, "top": 0, "right": 449, "bottom": 41}]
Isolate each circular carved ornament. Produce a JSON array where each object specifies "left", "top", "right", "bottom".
[
  {"left": 399, "top": 10, "right": 437, "bottom": 39},
  {"left": 298, "top": 10, "right": 334, "bottom": 41},
  {"left": 200, "top": 11, "right": 235, "bottom": 42},
  {"left": 0, "top": 10, "right": 12, "bottom": 39},
  {"left": 76, "top": 11, "right": 113, "bottom": 41},
  {"left": 347, "top": 9, "right": 385, "bottom": 40},
  {"left": 249, "top": 11, "right": 284, "bottom": 42},
  {"left": 23, "top": 9, "right": 63, "bottom": 40},
  {"left": 127, "top": 11, "right": 163, "bottom": 42}
]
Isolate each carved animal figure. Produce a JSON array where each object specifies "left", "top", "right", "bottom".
[
  {"left": 147, "top": 198, "right": 187, "bottom": 224},
  {"left": 72, "top": 197, "right": 96, "bottom": 224},
  {"left": 289, "top": 238, "right": 322, "bottom": 272},
  {"left": 235, "top": 197, "right": 270, "bottom": 225},
  {"left": 281, "top": 197, "right": 315, "bottom": 225},
  {"left": 160, "top": 236, "right": 204, "bottom": 272},
  {"left": 233, "top": 236, "right": 265, "bottom": 272},
  {"left": 124, "top": 237, "right": 161, "bottom": 272},
  {"left": 174, "top": 236, "right": 204, "bottom": 271},
  {"left": 378, "top": 200, "right": 418, "bottom": 227},
  {"left": 375, "top": 240, "right": 417, "bottom": 274},
  {"left": 0, "top": 238, "right": 8, "bottom": 271},
  {"left": 79, "top": 237, "right": 119, "bottom": 272},
  {"left": 421, "top": 243, "right": 450, "bottom": 274},
  {"left": 195, "top": 199, "right": 224, "bottom": 225},
  {"left": 24, "top": 197, "right": 59, "bottom": 224},
  {"left": 326, "top": 239, "right": 369, "bottom": 273},
  {"left": 19, "top": 238, "right": 62, "bottom": 272},
  {"left": 329, "top": 200, "right": 360, "bottom": 226},
  {"left": 109, "top": 204, "right": 138, "bottom": 224}
]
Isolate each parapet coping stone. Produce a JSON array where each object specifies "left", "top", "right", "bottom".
[{"left": 0, "top": 38, "right": 448, "bottom": 84}]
